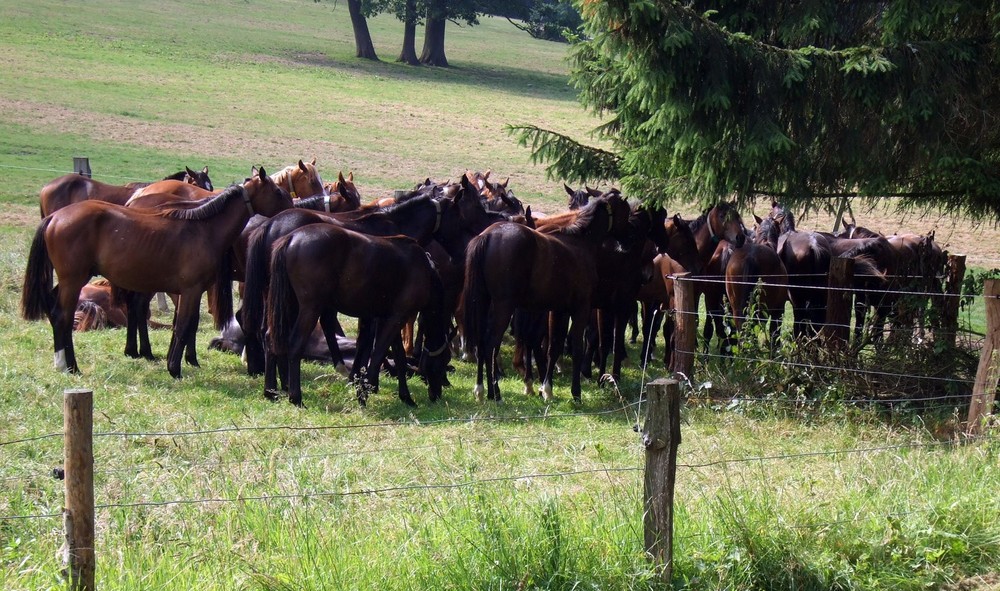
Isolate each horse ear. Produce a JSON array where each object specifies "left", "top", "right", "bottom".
[
  {"left": 251, "top": 165, "right": 259, "bottom": 177},
  {"left": 753, "top": 213, "right": 763, "bottom": 224},
  {"left": 501, "top": 177, "right": 509, "bottom": 189},
  {"left": 348, "top": 171, "right": 354, "bottom": 182},
  {"left": 483, "top": 169, "right": 491, "bottom": 180},
  {"left": 564, "top": 183, "right": 574, "bottom": 196},
  {"left": 202, "top": 166, "right": 209, "bottom": 174},
  {"left": 310, "top": 156, "right": 317, "bottom": 166},
  {"left": 298, "top": 159, "right": 308, "bottom": 172},
  {"left": 339, "top": 171, "right": 347, "bottom": 184},
  {"left": 257, "top": 166, "right": 267, "bottom": 179}
]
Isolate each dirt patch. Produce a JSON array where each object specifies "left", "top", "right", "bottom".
[{"left": 943, "top": 573, "right": 1000, "bottom": 591}]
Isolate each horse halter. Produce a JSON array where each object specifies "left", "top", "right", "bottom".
[
  {"left": 707, "top": 210, "right": 720, "bottom": 243},
  {"left": 324, "top": 194, "right": 332, "bottom": 213},
  {"left": 424, "top": 340, "right": 449, "bottom": 357},
  {"left": 283, "top": 168, "right": 298, "bottom": 199},
  {"left": 605, "top": 201, "right": 614, "bottom": 232},
  {"left": 242, "top": 189, "right": 255, "bottom": 215},
  {"left": 432, "top": 198, "right": 443, "bottom": 234}
]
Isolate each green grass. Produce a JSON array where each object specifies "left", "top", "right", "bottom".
[{"left": 2, "top": 1, "right": 1000, "bottom": 589}]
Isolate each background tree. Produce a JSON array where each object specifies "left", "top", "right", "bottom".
[
  {"left": 347, "top": 0, "right": 380, "bottom": 60},
  {"left": 511, "top": 0, "right": 1000, "bottom": 219},
  {"left": 419, "top": 0, "right": 479, "bottom": 66}
]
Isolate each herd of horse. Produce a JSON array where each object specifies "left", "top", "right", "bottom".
[{"left": 20, "top": 162, "right": 949, "bottom": 407}]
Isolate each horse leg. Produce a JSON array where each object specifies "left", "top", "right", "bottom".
[
  {"left": 541, "top": 312, "right": 570, "bottom": 402},
  {"left": 135, "top": 293, "right": 157, "bottom": 361},
  {"left": 362, "top": 317, "right": 408, "bottom": 406},
  {"left": 351, "top": 317, "right": 375, "bottom": 391},
  {"left": 285, "top": 305, "right": 323, "bottom": 408},
  {"left": 484, "top": 301, "right": 515, "bottom": 403},
  {"left": 166, "top": 292, "right": 202, "bottom": 378},
  {"left": 611, "top": 304, "right": 629, "bottom": 381},
  {"left": 388, "top": 333, "right": 417, "bottom": 407},
  {"left": 183, "top": 307, "right": 200, "bottom": 368},
  {"left": 567, "top": 310, "right": 590, "bottom": 402},
  {"left": 319, "top": 310, "right": 348, "bottom": 376},
  {"left": 53, "top": 280, "right": 86, "bottom": 374}
]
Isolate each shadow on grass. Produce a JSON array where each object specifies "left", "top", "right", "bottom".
[{"left": 289, "top": 51, "right": 579, "bottom": 103}]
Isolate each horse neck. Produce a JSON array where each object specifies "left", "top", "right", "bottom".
[
  {"left": 271, "top": 167, "right": 296, "bottom": 197},
  {"left": 183, "top": 188, "right": 256, "bottom": 246},
  {"left": 383, "top": 201, "right": 439, "bottom": 246},
  {"left": 693, "top": 223, "right": 722, "bottom": 269}
]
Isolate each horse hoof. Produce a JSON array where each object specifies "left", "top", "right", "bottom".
[
  {"left": 540, "top": 384, "right": 553, "bottom": 402},
  {"left": 400, "top": 395, "right": 417, "bottom": 408},
  {"left": 264, "top": 389, "right": 280, "bottom": 402},
  {"left": 473, "top": 384, "right": 485, "bottom": 403},
  {"left": 290, "top": 397, "right": 305, "bottom": 408}
]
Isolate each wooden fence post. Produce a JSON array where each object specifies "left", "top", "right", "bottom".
[
  {"left": 64, "top": 388, "right": 95, "bottom": 591},
  {"left": 823, "top": 257, "right": 855, "bottom": 348},
  {"left": 672, "top": 273, "right": 696, "bottom": 380},
  {"left": 967, "top": 279, "right": 1000, "bottom": 435},
  {"left": 73, "top": 157, "right": 92, "bottom": 178},
  {"left": 939, "top": 254, "right": 966, "bottom": 349},
  {"left": 642, "top": 378, "right": 681, "bottom": 583}
]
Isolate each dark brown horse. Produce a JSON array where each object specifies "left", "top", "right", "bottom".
[
  {"left": 462, "top": 193, "right": 632, "bottom": 403},
  {"left": 265, "top": 225, "right": 452, "bottom": 407},
  {"left": 721, "top": 240, "right": 788, "bottom": 354},
  {"left": 39, "top": 168, "right": 213, "bottom": 217},
  {"left": 22, "top": 167, "right": 292, "bottom": 377},
  {"left": 636, "top": 213, "right": 701, "bottom": 368},
  {"left": 241, "top": 191, "right": 470, "bottom": 378}
]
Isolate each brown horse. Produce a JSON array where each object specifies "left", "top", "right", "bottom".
[
  {"left": 721, "top": 240, "right": 789, "bottom": 354},
  {"left": 129, "top": 158, "right": 325, "bottom": 205},
  {"left": 21, "top": 167, "right": 292, "bottom": 378},
  {"left": 462, "top": 193, "right": 632, "bottom": 403},
  {"left": 39, "top": 168, "right": 213, "bottom": 217},
  {"left": 265, "top": 225, "right": 452, "bottom": 407},
  {"left": 637, "top": 213, "right": 701, "bottom": 368}
]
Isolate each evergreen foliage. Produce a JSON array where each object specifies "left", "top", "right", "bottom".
[{"left": 511, "top": 0, "right": 1000, "bottom": 218}]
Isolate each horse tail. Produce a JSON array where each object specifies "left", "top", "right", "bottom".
[
  {"left": 461, "top": 233, "right": 492, "bottom": 354},
  {"left": 266, "top": 237, "right": 297, "bottom": 356},
  {"left": 242, "top": 224, "right": 271, "bottom": 344},
  {"left": 21, "top": 217, "right": 55, "bottom": 321},
  {"left": 210, "top": 249, "right": 234, "bottom": 331},
  {"left": 739, "top": 252, "right": 761, "bottom": 318}
]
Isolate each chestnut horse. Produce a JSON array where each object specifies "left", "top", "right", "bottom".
[
  {"left": 265, "top": 225, "right": 452, "bottom": 407},
  {"left": 39, "top": 168, "right": 213, "bottom": 217},
  {"left": 128, "top": 158, "right": 326, "bottom": 205},
  {"left": 463, "top": 193, "right": 632, "bottom": 403},
  {"left": 22, "top": 167, "right": 292, "bottom": 378}
]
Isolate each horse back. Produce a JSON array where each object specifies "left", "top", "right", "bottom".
[{"left": 39, "top": 173, "right": 135, "bottom": 217}]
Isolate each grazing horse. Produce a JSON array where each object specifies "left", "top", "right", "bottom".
[
  {"left": 265, "top": 226, "right": 452, "bottom": 407},
  {"left": 463, "top": 193, "right": 632, "bottom": 403},
  {"left": 39, "top": 168, "right": 214, "bottom": 217},
  {"left": 21, "top": 167, "right": 292, "bottom": 377}
]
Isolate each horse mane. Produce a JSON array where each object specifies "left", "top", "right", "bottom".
[
  {"left": 159, "top": 185, "right": 244, "bottom": 221},
  {"left": 294, "top": 195, "right": 327, "bottom": 209},
  {"left": 559, "top": 197, "right": 605, "bottom": 236},
  {"left": 689, "top": 206, "right": 711, "bottom": 233},
  {"left": 354, "top": 194, "right": 433, "bottom": 222}
]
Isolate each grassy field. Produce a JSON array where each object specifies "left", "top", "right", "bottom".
[{"left": 2, "top": 1, "right": 999, "bottom": 590}]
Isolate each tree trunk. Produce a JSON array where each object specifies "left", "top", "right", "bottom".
[
  {"left": 397, "top": 0, "right": 420, "bottom": 65},
  {"left": 419, "top": 1, "right": 449, "bottom": 67},
  {"left": 347, "top": 0, "right": 379, "bottom": 61}
]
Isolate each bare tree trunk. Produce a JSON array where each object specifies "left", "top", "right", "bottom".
[
  {"left": 348, "top": 0, "right": 379, "bottom": 61},
  {"left": 398, "top": 0, "right": 420, "bottom": 65},
  {"left": 419, "top": 0, "right": 449, "bottom": 67}
]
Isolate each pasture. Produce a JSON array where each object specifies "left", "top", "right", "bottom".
[{"left": 1, "top": 1, "right": 999, "bottom": 590}]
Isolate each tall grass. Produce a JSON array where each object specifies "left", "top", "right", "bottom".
[{"left": 2, "top": 1, "right": 999, "bottom": 589}]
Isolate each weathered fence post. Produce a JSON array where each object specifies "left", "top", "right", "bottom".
[
  {"left": 823, "top": 257, "right": 855, "bottom": 347},
  {"left": 939, "top": 254, "right": 966, "bottom": 349},
  {"left": 64, "top": 388, "right": 95, "bottom": 591},
  {"left": 672, "top": 272, "right": 696, "bottom": 380},
  {"left": 967, "top": 279, "right": 1000, "bottom": 435},
  {"left": 642, "top": 378, "right": 681, "bottom": 583},
  {"left": 73, "top": 157, "right": 92, "bottom": 178}
]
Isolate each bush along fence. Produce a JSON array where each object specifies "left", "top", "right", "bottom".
[{"left": 669, "top": 259, "right": 999, "bottom": 434}]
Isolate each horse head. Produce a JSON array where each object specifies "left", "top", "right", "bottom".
[
  {"left": 184, "top": 166, "right": 214, "bottom": 191},
  {"left": 707, "top": 202, "right": 747, "bottom": 247},
  {"left": 245, "top": 165, "right": 294, "bottom": 216},
  {"left": 664, "top": 213, "right": 701, "bottom": 274},
  {"left": 275, "top": 158, "right": 326, "bottom": 199}
]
